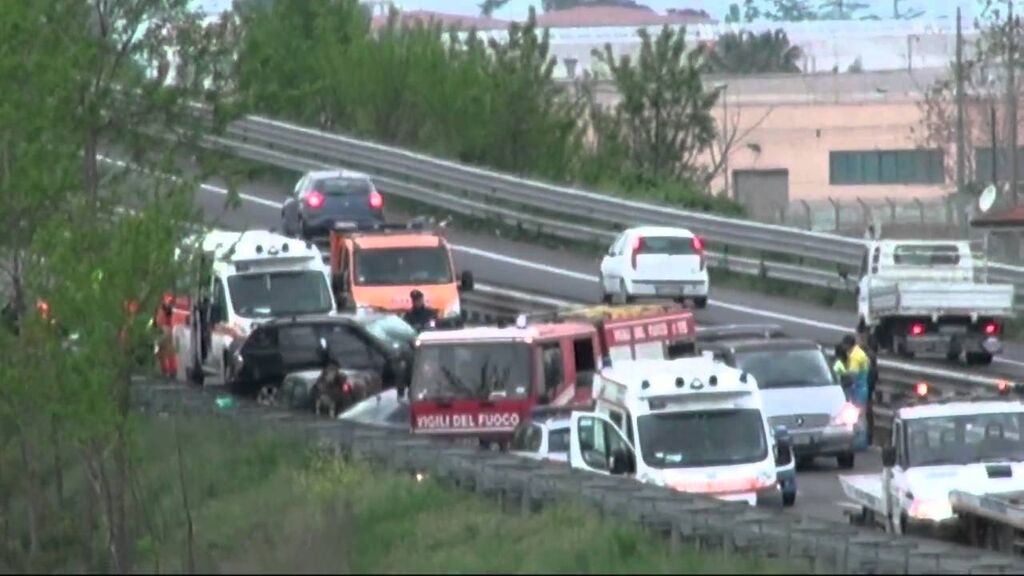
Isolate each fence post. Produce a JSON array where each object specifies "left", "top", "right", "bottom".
[
  {"left": 776, "top": 203, "right": 787, "bottom": 226},
  {"left": 885, "top": 197, "right": 897, "bottom": 222},
  {"left": 829, "top": 197, "right": 841, "bottom": 231},
  {"left": 913, "top": 197, "right": 925, "bottom": 224},
  {"left": 856, "top": 198, "right": 871, "bottom": 228},
  {"left": 800, "top": 200, "right": 812, "bottom": 230}
]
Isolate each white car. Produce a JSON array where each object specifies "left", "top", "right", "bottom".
[
  {"left": 508, "top": 412, "right": 572, "bottom": 464},
  {"left": 599, "top": 226, "right": 709, "bottom": 309}
]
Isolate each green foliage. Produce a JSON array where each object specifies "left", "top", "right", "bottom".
[
  {"left": 701, "top": 29, "right": 804, "bottom": 75},
  {"left": 725, "top": 0, "right": 881, "bottom": 22},
  {"left": 585, "top": 26, "right": 724, "bottom": 189}
]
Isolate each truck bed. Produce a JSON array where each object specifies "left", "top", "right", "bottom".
[
  {"left": 868, "top": 281, "right": 1015, "bottom": 319},
  {"left": 950, "top": 489, "right": 1024, "bottom": 531},
  {"left": 839, "top": 473, "right": 886, "bottom": 514}
]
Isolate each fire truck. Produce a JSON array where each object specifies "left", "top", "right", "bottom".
[
  {"left": 169, "top": 229, "right": 336, "bottom": 387},
  {"left": 408, "top": 304, "right": 697, "bottom": 445}
]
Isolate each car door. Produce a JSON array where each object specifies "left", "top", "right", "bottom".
[{"left": 568, "top": 411, "right": 636, "bottom": 477}]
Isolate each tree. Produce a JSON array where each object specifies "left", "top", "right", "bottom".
[
  {"left": 816, "top": 0, "right": 870, "bottom": 20},
  {"left": 481, "top": 0, "right": 645, "bottom": 17},
  {"left": 586, "top": 26, "right": 720, "bottom": 185},
  {"left": 701, "top": 29, "right": 804, "bottom": 75},
  {"left": 919, "top": 0, "right": 1024, "bottom": 191}
]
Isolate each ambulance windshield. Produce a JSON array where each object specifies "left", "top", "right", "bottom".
[
  {"left": 412, "top": 342, "right": 532, "bottom": 401},
  {"left": 637, "top": 409, "right": 768, "bottom": 468},
  {"left": 228, "top": 271, "right": 333, "bottom": 318}
]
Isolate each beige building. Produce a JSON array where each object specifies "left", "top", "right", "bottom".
[{"left": 585, "top": 67, "right": 965, "bottom": 222}]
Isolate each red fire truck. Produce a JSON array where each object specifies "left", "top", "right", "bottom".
[{"left": 408, "top": 304, "right": 696, "bottom": 445}]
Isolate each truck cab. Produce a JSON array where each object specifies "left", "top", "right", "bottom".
[
  {"left": 171, "top": 230, "right": 336, "bottom": 386},
  {"left": 840, "top": 382, "right": 1024, "bottom": 536},
  {"left": 328, "top": 221, "right": 472, "bottom": 322},
  {"left": 568, "top": 355, "right": 796, "bottom": 507},
  {"left": 409, "top": 321, "right": 601, "bottom": 444},
  {"left": 856, "top": 240, "right": 1014, "bottom": 365}
]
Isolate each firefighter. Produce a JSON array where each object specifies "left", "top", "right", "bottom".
[
  {"left": 403, "top": 289, "right": 436, "bottom": 332},
  {"left": 843, "top": 333, "right": 871, "bottom": 450}
]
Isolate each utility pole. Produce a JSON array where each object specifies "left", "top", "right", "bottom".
[
  {"left": 1008, "top": 1, "right": 1019, "bottom": 205},
  {"left": 992, "top": 104, "right": 998, "bottom": 186},
  {"left": 955, "top": 6, "right": 966, "bottom": 195}
]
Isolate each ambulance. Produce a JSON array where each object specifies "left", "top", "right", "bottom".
[
  {"left": 567, "top": 354, "right": 797, "bottom": 506},
  {"left": 170, "top": 229, "right": 336, "bottom": 387},
  {"left": 328, "top": 220, "right": 472, "bottom": 320}
]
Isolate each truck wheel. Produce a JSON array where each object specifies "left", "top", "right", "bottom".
[
  {"left": 693, "top": 297, "right": 708, "bottom": 309},
  {"left": 837, "top": 452, "right": 855, "bottom": 470},
  {"left": 966, "top": 352, "right": 993, "bottom": 366}
]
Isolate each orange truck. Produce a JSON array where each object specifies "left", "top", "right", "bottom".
[{"left": 328, "top": 221, "right": 473, "bottom": 321}]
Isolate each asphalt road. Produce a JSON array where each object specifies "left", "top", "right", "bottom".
[{"left": 111, "top": 157, "right": 1015, "bottom": 527}]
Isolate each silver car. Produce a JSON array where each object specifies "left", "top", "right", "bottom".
[
  {"left": 699, "top": 336, "right": 860, "bottom": 469},
  {"left": 508, "top": 413, "right": 572, "bottom": 464}
]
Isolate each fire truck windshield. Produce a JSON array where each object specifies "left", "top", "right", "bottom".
[
  {"left": 355, "top": 246, "right": 453, "bottom": 286},
  {"left": 637, "top": 409, "right": 768, "bottom": 469},
  {"left": 412, "top": 342, "right": 532, "bottom": 401},
  {"left": 227, "top": 271, "right": 333, "bottom": 318}
]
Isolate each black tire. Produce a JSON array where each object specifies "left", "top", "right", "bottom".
[
  {"left": 966, "top": 351, "right": 993, "bottom": 366},
  {"left": 946, "top": 350, "right": 961, "bottom": 362},
  {"left": 837, "top": 452, "right": 855, "bottom": 470},
  {"left": 693, "top": 297, "right": 708, "bottom": 309},
  {"left": 782, "top": 488, "right": 796, "bottom": 507}
]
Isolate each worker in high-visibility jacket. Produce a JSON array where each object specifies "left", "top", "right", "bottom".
[{"left": 842, "top": 334, "right": 871, "bottom": 450}]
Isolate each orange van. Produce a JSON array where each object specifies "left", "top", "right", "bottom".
[{"left": 329, "top": 221, "right": 473, "bottom": 321}]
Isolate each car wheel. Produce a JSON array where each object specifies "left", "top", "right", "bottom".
[
  {"left": 966, "top": 351, "right": 993, "bottom": 366},
  {"left": 837, "top": 452, "right": 855, "bottom": 470},
  {"left": 782, "top": 487, "right": 797, "bottom": 507}
]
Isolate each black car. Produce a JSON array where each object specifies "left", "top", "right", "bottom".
[
  {"left": 226, "top": 313, "right": 415, "bottom": 397},
  {"left": 281, "top": 170, "right": 385, "bottom": 240}
]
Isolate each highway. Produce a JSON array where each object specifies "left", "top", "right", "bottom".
[{"left": 120, "top": 158, "right": 1022, "bottom": 528}]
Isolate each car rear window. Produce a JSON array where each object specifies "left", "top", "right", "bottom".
[
  {"left": 638, "top": 236, "right": 697, "bottom": 255},
  {"left": 316, "top": 177, "right": 373, "bottom": 196}
]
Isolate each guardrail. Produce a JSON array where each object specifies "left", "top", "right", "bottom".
[{"left": 132, "top": 379, "right": 1024, "bottom": 573}]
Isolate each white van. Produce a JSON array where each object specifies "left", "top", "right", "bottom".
[{"left": 566, "top": 355, "right": 796, "bottom": 506}]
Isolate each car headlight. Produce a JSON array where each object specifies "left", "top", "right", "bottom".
[
  {"left": 909, "top": 498, "right": 954, "bottom": 522},
  {"left": 831, "top": 402, "right": 860, "bottom": 427}
]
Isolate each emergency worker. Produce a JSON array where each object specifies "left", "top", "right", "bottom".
[
  {"left": 403, "top": 289, "right": 436, "bottom": 332},
  {"left": 832, "top": 343, "right": 849, "bottom": 383},
  {"left": 843, "top": 333, "right": 871, "bottom": 449}
]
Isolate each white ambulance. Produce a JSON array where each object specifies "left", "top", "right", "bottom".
[
  {"left": 566, "top": 353, "right": 797, "bottom": 506},
  {"left": 172, "top": 229, "right": 336, "bottom": 386}
]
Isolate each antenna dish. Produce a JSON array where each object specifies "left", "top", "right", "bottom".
[{"left": 979, "top": 184, "right": 998, "bottom": 213}]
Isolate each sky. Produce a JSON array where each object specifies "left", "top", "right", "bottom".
[{"left": 194, "top": 0, "right": 988, "bottom": 22}]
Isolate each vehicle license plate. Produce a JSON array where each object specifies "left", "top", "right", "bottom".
[{"left": 655, "top": 286, "right": 684, "bottom": 296}]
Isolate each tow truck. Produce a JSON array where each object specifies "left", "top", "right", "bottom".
[
  {"left": 170, "top": 229, "right": 336, "bottom": 386},
  {"left": 408, "top": 305, "right": 697, "bottom": 445},
  {"left": 566, "top": 353, "right": 796, "bottom": 506},
  {"left": 328, "top": 220, "right": 472, "bottom": 321},
  {"left": 839, "top": 381, "right": 1024, "bottom": 539}
]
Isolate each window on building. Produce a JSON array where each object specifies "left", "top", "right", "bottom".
[{"left": 830, "top": 149, "right": 945, "bottom": 185}]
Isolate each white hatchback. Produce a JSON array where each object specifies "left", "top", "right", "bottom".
[{"left": 599, "top": 226, "right": 709, "bottom": 308}]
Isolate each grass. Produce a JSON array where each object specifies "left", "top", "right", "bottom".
[{"left": 1, "top": 414, "right": 801, "bottom": 574}]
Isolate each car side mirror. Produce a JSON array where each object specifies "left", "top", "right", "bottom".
[
  {"left": 881, "top": 446, "right": 897, "bottom": 468},
  {"left": 609, "top": 448, "right": 633, "bottom": 475},
  {"left": 460, "top": 270, "right": 474, "bottom": 291}
]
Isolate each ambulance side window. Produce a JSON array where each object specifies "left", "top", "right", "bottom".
[{"left": 540, "top": 343, "right": 563, "bottom": 399}]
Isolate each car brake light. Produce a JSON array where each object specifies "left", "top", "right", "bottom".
[
  {"left": 984, "top": 322, "right": 1000, "bottom": 336},
  {"left": 909, "top": 323, "right": 926, "bottom": 336},
  {"left": 631, "top": 236, "right": 643, "bottom": 270},
  {"left": 914, "top": 381, "right": 929, "bottom": 397},
  {"left": 342, "top": 382, "right": 352, "bottom": 394},
  {"left": 832, "top": 402, "right": 860, "bottom": 427},
  {"left": 305, "top": 190, "right": 325, "bottom": 209},
  {"left": 369, "top": 190, "right": 383, "bottom": 210}
]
